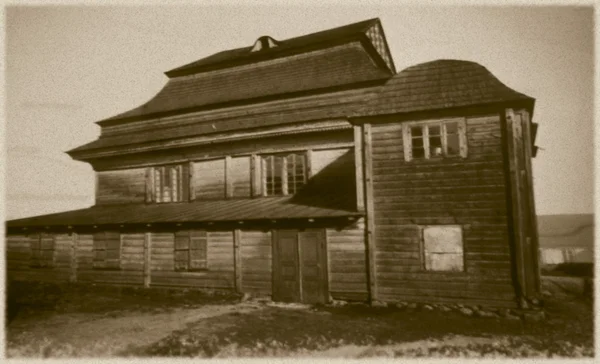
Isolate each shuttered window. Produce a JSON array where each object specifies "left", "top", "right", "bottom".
[
  {"left": 146, "top": 163, "right": 191, "bottom": 203},
  {"left": 403, "top": 119, "right": 467, "bottom": 161},
  {"left": 174, "top": 230, "right": 208, "bottom": 271},
  {"left": 30, "top": 233, "right": 55, "bottom": 268},
  {"left": 93, "top": 232, "right": 121, "bottom": 269},
  {"left": 421, "top": 225, "right": 464, "bottom": 272},
  {"left": 262, "top": 153, "right": 307, "bottom": 196}
]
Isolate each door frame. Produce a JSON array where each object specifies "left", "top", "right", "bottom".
[{"left": 272, "top": 228, "right": 329, "bottom": 303}]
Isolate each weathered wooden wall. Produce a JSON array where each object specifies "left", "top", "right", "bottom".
[
  {"left": 327, "top": 219, "right": 368, "bottom": 301},
  {"left": 193, "top": 159, "right": 226, "bottom": 200},
  {"left": 96, "top": 169, "right": 146, "bottom": 204},
  {"left": 369, "top": 114, "right": 517, "bottom": 307},
  {"left": 239, "top": 230, "right": 272, "bottom": 295},
  {"left": 311, "top": 148, "right": 350, "bottom": 176}
]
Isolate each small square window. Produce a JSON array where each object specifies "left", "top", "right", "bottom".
[{"left": 421, "top": 225, "right": 464, "bottom": 272}]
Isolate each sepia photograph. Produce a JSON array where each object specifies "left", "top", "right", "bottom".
[{"left": 3, "top": 1, "right": 595, "bottom": 359}]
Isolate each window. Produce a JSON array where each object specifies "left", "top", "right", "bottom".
[
  {"left": 30, "top": 233, "right": 54, "bottom": 268},
  {"left": 152, "top": 164, "right": 186, "bottom": 203},
  {"left": 262, "top": 153, "right": 307, "bottom": 196},
  {"left": 174, "top": 230, "right": 208, "bottom": 271},
  {"left": 421, "top": 225, "right": 464, "bottom": 272},
  {"left": 93, "top": 232, "right": 121, "bottom": 269},
  {"left": 403, "top": 119, "right": 467, "bottom": 161}
]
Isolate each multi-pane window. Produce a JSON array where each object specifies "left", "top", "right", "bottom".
[
  {"left": 30, "top": 233, "right": 55, "bottom": 268},
  {"left": 403, "top": 119, "right": 466, "bottom": 161},
  {"left": 421, "top": 225, "right": 464, "bottom": 272},
  {"left": 174, "top": 230, "right": 208, "bottom": 271},
  {"left": 153, "top": 164, "right": 184, "bottom": 203},
  {"left": 93, "top": 232, "right": 121, "bottom": 269},
  {"left": 262, "top": 153, "right": 307, "bottom": 196}
]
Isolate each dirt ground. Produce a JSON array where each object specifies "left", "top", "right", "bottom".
[{"left": 5, "top": 281, "right": 594, "bottom": 358}]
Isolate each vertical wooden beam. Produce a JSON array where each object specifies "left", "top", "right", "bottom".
[
  {"left": 505, "top": 108, "right": 527, "bottom": 307},
  {"left": 70, "top": 232, "right": 78, "bottom": 283},
  {"left": 144, "top": 232, "right": 152, "bottom": 288},
  {"left": 363, "top": 123, "right": 377, "bottom": 304},
  {"left": 145, "top": 167, "right": 153, "bottom": 203},
  {"left": 225, "top": 156, "right": 233, "bottom": 198},
  {"left": 233, "top": 229, "right": 242, "bottom": 293},
  {"left": 353, "top": 125, "right": 365, "bottom": 212},
  {"left": 306, "top": 149, "right": 313, "bottom": 178},
  {"left": 518, "top": 109, "right": 541, "bottom": 296}
]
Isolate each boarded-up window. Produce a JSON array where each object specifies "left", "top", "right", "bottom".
[
  {"left": 262, "top": 153, "right": 307, "bottom": 196},
  {"left": 30, "top": 233, "right": 55, "bottom": 268},
  {"left": 422, "top": 225, "right": 464, "bottom": 272},
  {"left": 174, "top": 230, "right": 208, "bottom": 271},
  {"left": 403, "top": 119, "right": 467, "bottom": 161},
  {"left": 93, "top": 232, "right": 121, "bottom": 269}
]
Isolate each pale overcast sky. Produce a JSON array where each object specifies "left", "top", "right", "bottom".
[{"left": 4, "top": 3, "right": 595, "bottom": 219}]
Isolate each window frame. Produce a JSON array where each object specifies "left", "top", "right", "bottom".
[
  {"left": 402, "top": 118, "right": 467, "bottom": 162},
  {"left": 30, "top": 233, "right": 55, "bottom": 269},
  {"left": 174, "top": 230, "right": 208, "bottom": 272},
  {"left": 260, "top": 152, "right": 308, "bottom": 196},
  {"left": 419, "top": 225, "right": 465, "bottom": 273},
  {"left": 150, "top": 163, "right": 187, "bottom": 203}
]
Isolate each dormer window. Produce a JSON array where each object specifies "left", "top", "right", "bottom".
[{"left": 251, "top": 36, "right": 280, "bottom": 52}]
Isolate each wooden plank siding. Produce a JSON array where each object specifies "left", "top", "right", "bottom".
[
  {"left": 193, "top": 159, "right": 226, "bottom": 200},
  {"left": 96, "top": 169, "right": 146, "bottom": 205},
  {"left": 240, "top": 230, "right": 272, "bottom": 295},
  {"left": 369, "top": 114, "right": 517, "bottom": 307},
  {"left": 326, "top": 219, "right": 368, "bottom": 301}
]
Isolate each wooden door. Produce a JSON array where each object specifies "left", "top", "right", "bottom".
[
  {"left": 272, "top": 230, "right": 300, "bottom": 302},
  {"left": 298, "top": 229, "right": 328, "bottom": 304},
  {"left": 272, "top": 229, "right": 328, "bottom": 304}
]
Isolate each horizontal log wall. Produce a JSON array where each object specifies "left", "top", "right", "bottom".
[
  {"left": 327, "top": 219, "right": 368, "bottom": 301},
  {"left": 96, "top": 168, "right": 146, "bottom": 205},
  {"left": 240, "top": 230, "right": 272, "bottom": 295},
  {"left": 370, "top": 114, "right": 517, "bottom": 307}
]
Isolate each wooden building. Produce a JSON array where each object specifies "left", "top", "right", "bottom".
[{"left": 6, "top": 18, "right": 541, "bottom": 308}]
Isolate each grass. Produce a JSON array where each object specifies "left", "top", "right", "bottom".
[{"left": 6, "top": 280, "right": 594, "bottom": 358}]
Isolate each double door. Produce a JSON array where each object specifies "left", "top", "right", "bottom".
[{"left": 272, "top": 229, "right": 328, "bottom": 304}]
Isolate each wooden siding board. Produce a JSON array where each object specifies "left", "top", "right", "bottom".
[
  {"left": 96, "top": 168, "right": 146, "bottom": 204},
  {"left": 369, "top": 114, "right": 517, "bottom": 307},
  {"left": 240, "top": 230, "right": 272, "bottom": 295}
]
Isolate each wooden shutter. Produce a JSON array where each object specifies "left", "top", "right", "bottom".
[
  {"left": 145, "top": 167, "right": 154, "bottom": 203},
  {"left": 458, "top": 118, "right": 468, "bottom": 158},
  {"left": 402, "top": 123, "right": 412, "bottom": 162},
  {"left": 174, "top": 231, "right": 190, "bottom": 271},
  {"left": 188, "top": 161, "right": 196, "bottom": 201},
  {"left": 190, "top": 230, "right": 208, "bottom": 270}
]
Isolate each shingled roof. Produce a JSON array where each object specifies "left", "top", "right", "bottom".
[
  {"left": 353, "top": 59, "right": 535, "bottom": 117},
  {"left": 166, "top": 18, "right": 381, "bottom": 76},
  {"left": 99, "top": 18, "right": 394, "bottom": 125}
]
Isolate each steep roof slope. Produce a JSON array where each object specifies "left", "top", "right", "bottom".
[
  {"left": 99, "top": 18, "right": 394, "bottom": 125},
  {"left": 354, "top": 59, "right": 534, "bottom": 116}
]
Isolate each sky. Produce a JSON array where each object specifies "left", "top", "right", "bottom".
[{"left": 3, "top": 3, "right": 595, "bottom": 219}]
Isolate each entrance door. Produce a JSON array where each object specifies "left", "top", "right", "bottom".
[{"left": 272, "top": 229, "right": 328, "bottom": 304}]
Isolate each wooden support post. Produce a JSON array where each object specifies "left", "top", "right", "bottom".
[
  {"left": 234, "top": 229, "right": 242, "bottom": 293},
  {"left": 363, "top": 123, "right": 377, "bottom": 304},
  {"left": 306, "top": 149, "right": 313, "bottom": 178},
  {"left": 518, "top": 108, "right": 541, "bottom": 296},
  {"left": 353, "top": 125, "right": 365, "bottom": 212},
  {"left": 505, "top": 108, "right": 527, "bottom": 308},
  {"left": 144, "top": 232, "right": 152, "bottom": 288},
  {"left": 70, "top": 232, "right": 78, "bottom": 283},
  {"left": 225, "top": 156, "right": 233, "bottom": 198}
]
